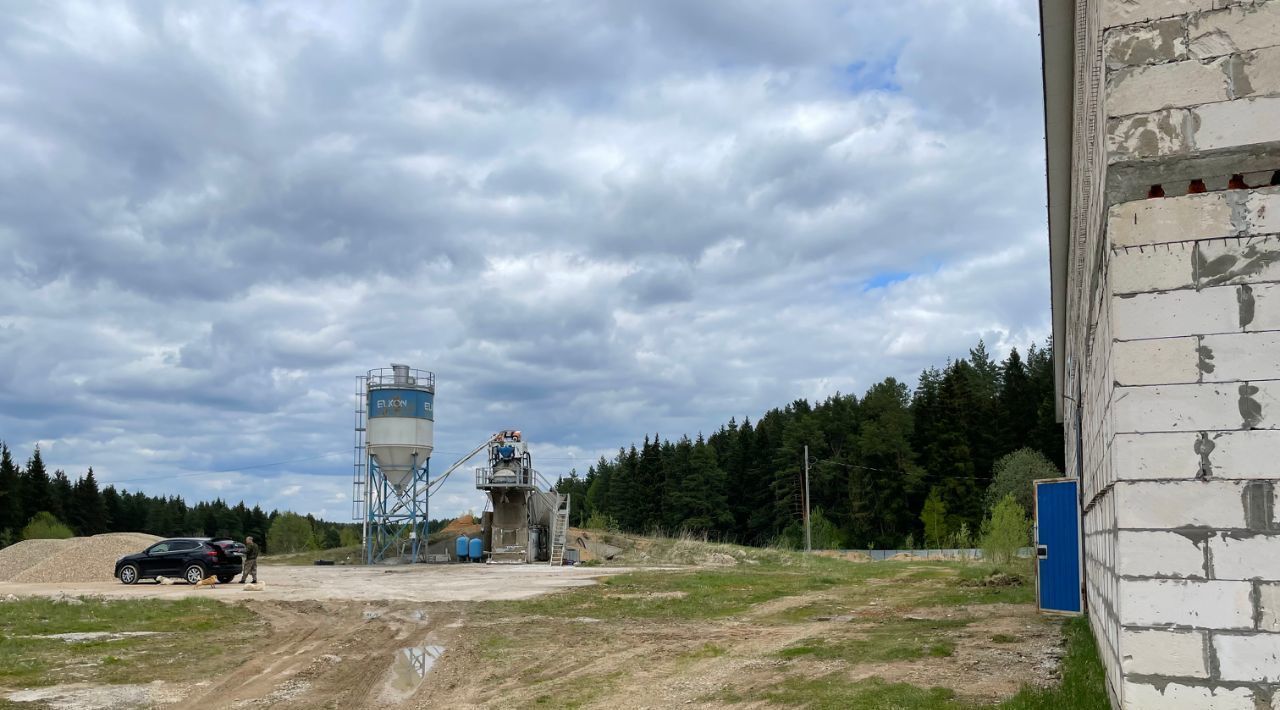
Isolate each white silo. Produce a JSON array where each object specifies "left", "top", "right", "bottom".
[{"left": 355, "top": 364, "right": 436, "bottom": 563}]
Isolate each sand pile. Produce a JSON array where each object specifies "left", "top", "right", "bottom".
[
  {"left": 0, "top": 533, "right": 161, "bottom": 584},
  {"left": 440, "top": 514, "right": 478, "bottom": 533}
]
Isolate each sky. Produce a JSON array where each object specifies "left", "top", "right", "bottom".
[{"left": 0, "top": 1, "right": 1051, "bottom": 522}]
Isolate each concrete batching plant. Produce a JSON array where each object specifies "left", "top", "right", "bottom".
[{"left": 476, "top": 430, "right": 571, "bottom": 564}]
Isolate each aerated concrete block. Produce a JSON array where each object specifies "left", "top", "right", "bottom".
[
  {"left": 1108, "top": 108, "right": 1197, "bottom": 163},
  {"left": 1114, "top": 480, "right": 1249, "bottom": 528},
  {"left": 1110, "top": 244, "right": 1196, "bottom": 294},
  {"left": 1107, "top": 57, "right": 1231, "bottom": 117},
  {"left": 1214, "top": 633, "right": 1280, "bottom": 682},
  {"left": 1239, "top": 45, "right": 1280, "bottom": 98},
  {"left": 1112, "top": 283, "right": 1280, "bottom": 339},
  {"left": 1188, "top": 1, "right": 1280, "bottom": 58},
  {"left": 1112, "top": 381, "right": 1280, "bottom": 432},
  {"left": 1120, "top": 628, "right": 1209, "bottom": 677},
  {"left": 1195, "top": 236, "right": 1280, "bottom": 289},
  {"left": 1113, "top": 337, "right": 1200, "bottom": 385},
  {"left": 1112, "top": 432, "right": 1201, "bottom": 480},
  {"left": 1107, "top": 191, "right": 1235, "bottom": 248},
  {"left": 1195, "top": 96, "right": 1280, "bottom": 151},
  {"left": 1119, "top": 578, "right": 1255, "bottom": 628},
  {"left": 1104, "top": 0, "right": 1215, "bottom": 30},
  {"left": 1259, "top": 582, "right": 1280, "bottom": 631},
  {"left": 1201, "top": 430, "right": 1280, "bottom": 479},
  {"left": 1211, "top": 533, "right": 1280, "bottom": 580},
  {"left": 1199, "top": 331, "right": 1280, "bottom": 382},
  {"left": 1106, "top": 17, "right": 1189, "bottom": 68},
  {"left": 1122, "top": 680, "right": 1256, "bottom": 710},
  {"left": 1117, "top": 530, "right": 1207, "bottom": 577}
]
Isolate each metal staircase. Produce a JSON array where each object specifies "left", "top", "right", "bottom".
[{"left": 549, "top": 494, "right": 571, "bottom": 566}]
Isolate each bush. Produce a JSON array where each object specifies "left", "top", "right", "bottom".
[
  {"left": 987, "top": 448, "right": 1061, "bottom": 516},
  {"left": 981, "top": 494, "right": 1029, "bottom": 566},
  {"left": 584, "top": 511, "right": 619, "bottom": 532},
  {"left": 339, "top": 527, "right": 361, "bottom": 548},
  {"left": 22, "top": 511, "right": 74, "bottom": 540},
  {"left": 267, "top": 512, "right": 317, "bottom": 554}
]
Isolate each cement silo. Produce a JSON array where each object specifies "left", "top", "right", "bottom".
[{"left": 353, "top": 364, "right": 435, "bottom": 563}]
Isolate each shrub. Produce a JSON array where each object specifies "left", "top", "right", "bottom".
[
  {"left": 584, "top": 511, "right": 619, "bottom": 532},
  {"left": 267, "top": 512, "right": 317, "bottom": 554},
  {"left": 22, "top": 511, "right": 74, "bottom": 540},
  {"left": 987, "top": 448, "right": 1061, "bottom": 516},
  {"left": 981, "top": 494, "right": 1029, "bottom": 566}
]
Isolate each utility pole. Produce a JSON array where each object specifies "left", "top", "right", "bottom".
[{"left": 803, "top": 445, "right": 812, "bottom": 553}]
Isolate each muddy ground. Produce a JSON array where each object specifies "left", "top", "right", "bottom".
[{"left": 0, "top": 563, "right": 1062, "bottom": 709}]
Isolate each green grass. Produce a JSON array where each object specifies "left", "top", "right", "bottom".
[
  {"left": 777, "top": 618, "right": 972, "bottom": 663},
  {"left": 261, "top": 545, "right": 363, "bottom": 566},
  {"left": 718, "top": 616, "right": 1108, "bottom": 709},
  {"left": 996, "top": 617, "right": 1110, "bottom": 710},
  {"left": 991, "top": 634, "right": 1020, "bottom": 644},
  {"left": 500, "top": 556, "right": 1023, "bottom": 624},
  {"left": 0, "top": 597, "right": 258, "bottom": 688},
  {"left": 719, "top": 676, "right": 963, "bottom": 710}
]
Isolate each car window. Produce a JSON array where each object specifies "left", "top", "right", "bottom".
[
  {"left": 148, "top": 542, "right": 170, "bottom": 554},
  {"left": 170, "top": 541, "right": 200, "bottom": 552}
]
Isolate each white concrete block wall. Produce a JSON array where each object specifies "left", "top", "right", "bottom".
[{"left": 1067, "top": 2, "right": 1280, "bottom": 707}]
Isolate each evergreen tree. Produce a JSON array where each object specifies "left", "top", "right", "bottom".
[
  {"left": 848, "top": 378, "right": 918, "bottom": 547},
  {"left": 0, "top": 443, "right": 22, "bottom": 537},
  {"left": 70, "top": 468, "right": 107, "bottom": 535},
  {"left": 102, "top": 485, "right": 123, "bottom": 532},
  {"left": 21, "top": 447, "right": 54, "bottom": 526},
  {"left": 50, "top": 470, "right": 73, "bottom": 522},
  {"left": 997, "top": 348, "right": 1035, "bottom": 458}
]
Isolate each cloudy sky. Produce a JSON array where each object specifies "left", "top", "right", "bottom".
[{"left": 0, "top": 1, "right": 1050, "bottom": 521}]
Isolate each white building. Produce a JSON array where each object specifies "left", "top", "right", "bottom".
[{"left": 1040, "top": 1, "right": 1280, "bottom": 707}]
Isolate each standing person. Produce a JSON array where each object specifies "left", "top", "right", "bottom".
[{"left": 239, "top": 535, "right": 260, "bottom": 584}]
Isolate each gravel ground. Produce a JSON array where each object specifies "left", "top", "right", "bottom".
[
  {"left": 0, "top": 533, "right": 160, "bottom": 584},
  {"left": 0, "top": 539, "right": 74, "bottom": 581}
]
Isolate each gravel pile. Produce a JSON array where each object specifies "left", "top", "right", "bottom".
[
  {"left": 0, "top": 533, "right": 161, "bottom": 584},
  {"left": 0, "top": 539, "right": 74, "bottom": 581}
]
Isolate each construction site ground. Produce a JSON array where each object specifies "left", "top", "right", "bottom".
[{"left": 0, "top": 540, "right": 1071, "bottom": 710}]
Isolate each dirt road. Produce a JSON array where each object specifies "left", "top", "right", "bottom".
[{"left": 0, "top": 563, "right": 634, "bottom": 603}]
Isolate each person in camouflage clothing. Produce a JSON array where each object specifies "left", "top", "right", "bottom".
[{"left": 239, "top": 535, "right": 260, "bottom": 584}]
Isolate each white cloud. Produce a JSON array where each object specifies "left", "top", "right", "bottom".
[{"left": 0, "top": 0, "right": 1049, "bottom": 520}]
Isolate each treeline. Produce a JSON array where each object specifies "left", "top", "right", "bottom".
[
  {"left": 555, "top": 340, "right": 1062, "bottom": 548},
  {"left": 0, "top": 445, "right": 358, "bottom": 552}
]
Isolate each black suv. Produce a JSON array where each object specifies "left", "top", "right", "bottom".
[{"left": 115, "top": 538, "right": 244, "bottom": 585}]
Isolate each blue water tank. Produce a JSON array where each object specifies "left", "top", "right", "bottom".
[
  {"left": 469, "top": 537, "right": 483, "bottom": 562},
  {"left": 455, "top": 535, "right": 469, "bottom": 562}
]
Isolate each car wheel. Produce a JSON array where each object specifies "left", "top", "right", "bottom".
[
  {"left": 217, "top": 574, "right": 235, "bottom": 584},
  {"left": 184, "top": 564, "right": 207, "bottom": 585},
  {"left": 119, "top": 564, "right": 140, "bottom": 585}
]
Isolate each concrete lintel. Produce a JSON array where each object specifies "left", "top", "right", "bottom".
[{"left": 1106, "top": 140, "right": 1280, "bottom": 205}]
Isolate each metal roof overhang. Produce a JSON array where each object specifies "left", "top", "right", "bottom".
[{"left": 1039, "top": 0, "right": 1075, "bottom": 422}]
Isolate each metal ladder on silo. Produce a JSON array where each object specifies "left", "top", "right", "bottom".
[
  {"left": 351, "top": 375, "right": 367, "bottom": 523},
  {"left": 549, "top": 494, "right": 571, "bottom": 566}
]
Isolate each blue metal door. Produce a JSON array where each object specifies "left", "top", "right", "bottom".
[{"left": 1035, "top": 479, "right": 1082, "bottom": 614}]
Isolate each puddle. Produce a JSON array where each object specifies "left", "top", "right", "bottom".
[{"left": 384, "top": 644, "right": 445, "bottom": 700}]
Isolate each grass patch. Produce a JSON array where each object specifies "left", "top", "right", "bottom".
[
  {"left": 261, "top": 545, "right": 363, "bottom": 566},
  {"left": 0, "top": 597, "right": 257, "bottom": 688},
  {"left": 991, "top": 634, "right": 1020, "bottom": 644},
  {"left": 681, "top": 642, "right": 728, "bottom": 661},
  {"left": 996, "top": 617, "right": 1109, "bottom": 710},
  {"left": 723, "top": 616, "right": 1107, "bottom": 709},
  {"left": 720, "top": 676, "right": 962, "bottom": 710},
  {"left": 777, "top": 618, "right": 972, "bottom": 664}
]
